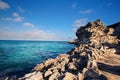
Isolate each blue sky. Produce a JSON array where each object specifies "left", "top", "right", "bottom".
[{"left": 0, "top": 0, "right": 120, "bottom": 41}]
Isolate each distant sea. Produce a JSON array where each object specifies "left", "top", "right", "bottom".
[{"left": 0, "top": 40, "right": 74, "bottom": 77}]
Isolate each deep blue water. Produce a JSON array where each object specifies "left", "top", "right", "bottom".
[{"left": 0, "top": 40, "right": 74, "bottom": 77}]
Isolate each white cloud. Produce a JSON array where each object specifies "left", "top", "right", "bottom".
[
  {"left": 73, "top": 18, "right": 88, "bottom": 31},
  {"left": 72, "top": 3, "right": 76, "bottom": 9},
  {"left": 0, "top": 25, "right": 74, "bottom": 41},
  {"left": 73, "top": 18, "right": 88, "bottom": 27},
  {"left": 2, "top": 12, "right": 24, "bottom": 22},
  {"left": 13, "top": 12, "right": 24, "bottom": 22},
  {"left": 13, "top": 12, "right": 20, "bottom": 17},
  {"left": 0, "top": 28, "right": 60, "bottom": 41},
  {"left": 23, "top": 22, "right": 35, "bottom": 28},
  {"left": 18, "top": 6, "right": 25, "bottom": 13},
  {"left": 14, "top": 17, "right": 24, "bottom": 22},
  {"left": 0, "top": 0, "right": 10, "bottom": 10},
  {"left": 2, "top": 17, "right": 12, "bottom": 21},
  {"left": 79, "top": 9, "right": 93, "bottom": 14}
]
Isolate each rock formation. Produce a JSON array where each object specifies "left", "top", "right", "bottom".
[
  {"left": 3, "top": 20, "right": 120, "bottom": 80},
  {"left": 107, "top": 22, "right": 120, "bottom": 39}
]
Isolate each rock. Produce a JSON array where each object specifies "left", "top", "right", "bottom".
[
  {"left": 82, "top": 68, "right": 88, "bottom": 75},
  {"left": 5, "top": 77, "right": 8, "bottom": 80},
  {"left": 107, "top": 22, "right": 120, "bottom": 39},
  {"left": 68, "top": 39, "right": 79, "bottom": 45},
  {"left": 68, "top": 62, "right": 77, "bottom": 70},
  {"left": 33, "top": 63, "right": 44, "bottom": 71},
  {"left": 60, "top": 62, "right": 66, "bottom": 71},
  {"left": 44, "top": 70, "right": 52, "bottom": 77},
  {"left": 24, "top": 71, "right": 36, "bottom": 78},
  {"left": 57, "top": 54, "right": 69, "bottom": 61},
  {"left": 77, "top": 73, "right": 84, "bottom": 80},
  {"left": 107, "top": 28, "right": 114, "bottom": 35},
  {"left": 43, "top": 58, "right": 54, "bottom": 69},
  {"left": 49, "top": 72, "right": 60, "bottom": 80},
  {"left": 84, "top": 69, "right": 100, "bottom": 79},
  {"left": 27, "top": 72, "right": 43, "bottom": 80},
  {"left": 63, "top": 72, "right": 77, "bottom": 80},
  {"left": 18, "top": 19, "right": 120, "bottom": 80}
]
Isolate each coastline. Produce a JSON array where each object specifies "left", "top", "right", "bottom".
[
  {"left": 2, "top": 20, "right": 120, "bottom": 80},
  {"left": 0, "top": 41, "right": 74, "bottom": 80}
]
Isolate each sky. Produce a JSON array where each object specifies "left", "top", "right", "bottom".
[{"left": 0, "top": 0, "right": 120, "bottom": 41}]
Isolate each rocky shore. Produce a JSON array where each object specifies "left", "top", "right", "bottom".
[{"left": 2, "top": 20, "right": 120, "bottom": 80}]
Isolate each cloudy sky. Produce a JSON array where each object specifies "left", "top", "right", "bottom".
[{"left": 0, "top": 0, "right": 120, "bottom": 41}]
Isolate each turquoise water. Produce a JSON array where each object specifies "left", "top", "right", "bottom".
[{"left": 0, "top": 40, "right": 74, "bottom": 77}]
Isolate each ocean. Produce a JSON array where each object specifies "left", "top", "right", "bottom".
[{"left": 0, "top": 40, "right": 74, "bottom": 77}]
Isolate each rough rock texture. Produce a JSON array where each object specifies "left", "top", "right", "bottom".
[
  {"left": 68, "top": 39, "right": 79, "bottom": 45},
  {"left": 19, "top": 20, "right": 120, "bottom": 80},
  {"left": 107, "top": 22, "right": 120, "bottom": 39},
  {"left": 4, "top": 20, "right": 120, "bottom": 80}
]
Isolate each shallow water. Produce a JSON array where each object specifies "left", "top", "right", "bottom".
[{"left": 0, "top": 40, "right": 74, "bottom": 77}]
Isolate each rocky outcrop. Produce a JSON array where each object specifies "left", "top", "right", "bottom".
[
  {"left": 16, "top": 20, "right": 120, "bottom": 80},
  {"left": 107, "top": 22, "right": 120, "bottom": 39},
  {"left": 68, "top": 39, "right": 79, "bottom": 45}
]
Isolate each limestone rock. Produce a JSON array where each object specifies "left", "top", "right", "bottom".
[
  {"left": 24, "top": 71, "right": 36, "bottom": 78},
  {"left": 68, "top": 39, "right": 79, "bottom": 45},
  {"left": 68, "top": 62, "right": 77, "bottom": 70},
  {"left": 49, "top": 72, "right": 60, "bottom": 80},
  {"left": 44, "top": 70, "right": 52, "bottom": 77},
  {"left": 77, "top": 73, "right": 84, "bottom": 80},
  {"left": 63, "top": 72, "right": 77, "bottom": 80},
  {"left": 33, "top": 63, "right": 44, "bottom": 71},
  {"left": 27, "top": 72, "right": 43, "bottom": 80},
  {"left": 107, "top": 22, "right": 120, "bottom": 39}
]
